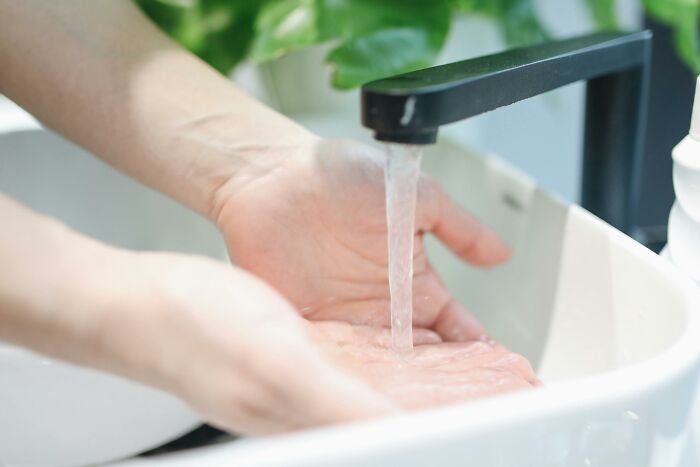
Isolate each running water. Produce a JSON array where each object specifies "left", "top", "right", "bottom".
[{"left": 384, "top": 143, "right": 423, "bottom": 356}]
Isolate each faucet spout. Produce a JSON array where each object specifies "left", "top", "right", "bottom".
[{"left": 361, "top": 31, "right": 652, "bottom": 235}]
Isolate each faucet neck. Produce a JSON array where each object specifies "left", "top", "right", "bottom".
[{"left": 362, "top": 31, "right": 653, "bottom": 235}]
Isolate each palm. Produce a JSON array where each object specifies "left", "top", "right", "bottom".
[
  {"left": 311, "top": 321, "right": 540, "bottom": 408},
  {"left": 217, "top": 139, "right": 509, "bottom": 341}
]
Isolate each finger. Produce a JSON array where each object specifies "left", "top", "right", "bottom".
[
  {"left": 417, "top": 176, "right": 510, "bottom": 267},
  {"left": 491, "top": 352, "right": 539, "bottom": 385},
  {"left": 412, "top": 262, "right": 487, "bottom": 342},
  {"left": 413, "top": 328, "right": 443, "bottom": 345},
  {"left": 411, "top": 264, "right": 452, "bottom": 329},
  {"left": 432, "top": 298, "right": 488, "bottom": 342}
]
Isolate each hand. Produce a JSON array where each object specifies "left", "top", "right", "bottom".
[
  {"left": 310, "top": 321, "right": 540, "bottom": 409},
  {"left": 99, "top": 254, "right": 535, "bottom": 434},
  {"left": 215, "top": 138, "right": 510, "bottom": 342},
  {"left": 87, "top": 252, "right": 397, "bottom": 435}
]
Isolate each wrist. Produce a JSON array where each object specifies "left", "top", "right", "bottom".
[
  {"left": 21, "top": 228, "right": 176, "bottom": 392},
  {"left": 79, "top": 251, "right": 186, "bottom": 391},
  {"left": 47, "top": 236, "right": 154, "bottom": 378},
  {"left": 197, "top": 116, "right": 320, "bottom": 225}
]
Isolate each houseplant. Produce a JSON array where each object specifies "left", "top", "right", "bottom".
[{"left": 135, "top": 0, "right": 699, "bottom": 89}]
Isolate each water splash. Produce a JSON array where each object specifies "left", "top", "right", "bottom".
[{"left": 384, "top": 143, "right": 423, "bottom": 356}]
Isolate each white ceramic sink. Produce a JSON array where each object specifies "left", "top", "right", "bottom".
[
  {"left": 2, "top": 105, "right": 700, "bottom": 466},
  {"left": 108, "top": 139, "right": 700, "bottom": 466}
]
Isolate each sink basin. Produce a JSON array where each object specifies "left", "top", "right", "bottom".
[
  {"left": 0, "top": 120, "right": 226, "bottom": 465},
  {"left": 2, "top": 102, "right": 700, "bottom": 466},
  {"left": 111, "top": 139, "right": 700, "bottom": 467}
]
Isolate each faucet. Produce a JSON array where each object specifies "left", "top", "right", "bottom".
[{"left": 361, "top": 31, "right": 652, "bottom": 238}]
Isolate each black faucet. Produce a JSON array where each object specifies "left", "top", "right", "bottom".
[{"left": 361, "top": 31, "right": 652, "bottom": 237}]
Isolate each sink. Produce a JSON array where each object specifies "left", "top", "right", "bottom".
[
  {"left": 107, "top": 138, "right": 700, "bottom": 467},
  {"left": 2, "top": 105, "right": 700, "bottom": 466}
]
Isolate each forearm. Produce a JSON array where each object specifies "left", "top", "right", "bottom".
[
  {"left": 0, "top": 0, "right": 315, "bottom": 219},
  {"left": 0, "top": 194, "right": 193, "bottom": 395},
  {"left": 0, "top": 195, "right": 127, "bottom": 365},
  {"left": 0, "top": 195, "right": 205, "bottom": 394}
]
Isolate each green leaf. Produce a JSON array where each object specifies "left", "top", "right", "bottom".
[
  {"left": 135, "top": 0, "right": 260, "bottom": 75},
  {"left": 250, "top": 0, "right": 321, "bottom": 62},
  {"left": 454, "top": 0, "right": 506, "bottom": 17},
  {"left": 196, "top": 0, "right": 260, "bottom": 74},
  {"left": 499, "top": 0, "right": 549, "bottom": 47},
  {"left": 324, "top": 0, "right": 451, "bottom": 89},
  {"left": 318, "top": 0, "right": 447, "bottom": 39},
  {"left": 643, "top": 0, "right": 700, "bottom": 75},
  {"left": 642, "top": 0, "right": 694, "bottom": 24},
  {"left": 584, "top": 0, "right": 618, "bottom": 30},
  {"left": 136, "top": 0, "right": 200, "bottom": 49},
  {"left": 327, "top": 28, "right": 440, "bottom": 89},
  {"left": 672, "top": 12, "right": 700, "bottom": 74},
  {"left": 250, "top": 0, "right": 451, "bottom": 89}
]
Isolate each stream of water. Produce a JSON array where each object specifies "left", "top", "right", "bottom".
[{"left": 384, "top": 143, "right": 423, "bottom": 356}]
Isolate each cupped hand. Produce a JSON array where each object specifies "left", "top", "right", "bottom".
[
  {"left": 102, "top": 253, "right": 534, "bottom": 436},
  {"left": 310, "top": 321, "right": 540, "bottom": 410},
  {"left": 215, "top": 138, "right": 510, "bottom": 342},
  {"left": 99, "top": 252, "right": 395, "bottom": 435}
]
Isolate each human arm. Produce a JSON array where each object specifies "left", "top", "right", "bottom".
[
  {"left": 0, "top": 0, "right": 510, "bottom": 340},
  {"left": 0, "top": 194, "right": 394, "bottom": 434},
  {"left": 0, "top": 0, "right": 311, "bottom": 219}
]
